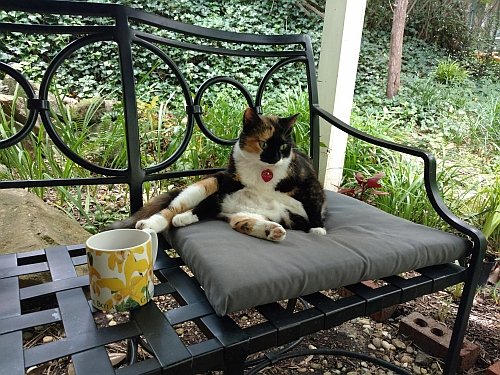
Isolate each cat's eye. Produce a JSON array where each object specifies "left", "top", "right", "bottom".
[
  {"left": 279, "top": 144, "right": 288, "bottom": 151},
  {"left": 259, "top": 141, "right": 268, "bottom": 150}
]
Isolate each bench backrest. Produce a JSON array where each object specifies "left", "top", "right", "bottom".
[{"left": 0, "top": 1, "right": 321, "bottom": 213}]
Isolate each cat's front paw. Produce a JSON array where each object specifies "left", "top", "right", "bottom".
[
  {"left": 265, "top": 223, "right": 286, "bottom": 242},
  {"left": 172, "top": 211, "right": 199, "bottom": 227},
  {"left": 136, "top": 214, "right": 169, "bottom": 233},
  {"left": 309, "top": 227, "right": 327, "bottom": 235}
]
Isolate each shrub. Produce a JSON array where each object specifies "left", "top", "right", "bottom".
[{"left": 434, "top": 58, "right": 469, "bottom": 85}]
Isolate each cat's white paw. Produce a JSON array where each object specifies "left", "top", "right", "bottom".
[
  {"left": 172, "top": 211, "right": 199, "bottom": 227},
  {"left": 136, "top": 214, "right": 168, "bottom": 233},
  {"left": 309, "top": 227, "right": 327, "bottom": 235},
  {"left": 265, "top": 223, "right": 286, "bottom": 242}
]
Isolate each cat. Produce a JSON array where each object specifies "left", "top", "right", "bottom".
[{"left": 108, "top": 107, "right": 327, "bottom": 241}]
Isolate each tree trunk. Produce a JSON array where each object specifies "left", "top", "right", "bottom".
[{"left": 386, "top": 0, "right": 409, "bottom": 99}]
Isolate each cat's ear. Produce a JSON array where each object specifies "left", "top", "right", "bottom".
[
  {"left": 281, "top": 113, "right": 299, "bottom": 134},
  {"left": 243, "top": 107, "right": 261, "bottom": 131}
]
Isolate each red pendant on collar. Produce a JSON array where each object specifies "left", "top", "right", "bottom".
[{"left": 261, "top": 169, "right": 273, "bottom": 182}]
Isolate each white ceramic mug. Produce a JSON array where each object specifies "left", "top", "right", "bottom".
[{"left": 86, "top": 228, "right": 158, "bottom": 312}]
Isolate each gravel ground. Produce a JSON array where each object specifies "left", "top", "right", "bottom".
[{"left": 25, "top": 281, "right": 499, "bottom": 375}]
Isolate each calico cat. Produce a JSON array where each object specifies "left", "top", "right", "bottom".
[{"left": 109, "top": 107, "right": 326, "bottom": 241}]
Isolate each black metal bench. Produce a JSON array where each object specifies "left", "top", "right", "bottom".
[{"left": 0, "top": 2, "right": 486, "bottom": 374}]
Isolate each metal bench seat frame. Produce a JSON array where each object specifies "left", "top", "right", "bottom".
[{"left": 0, "top": 1, "right": 486, "bottom": 374}]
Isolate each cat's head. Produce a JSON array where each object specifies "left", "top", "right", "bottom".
[{"left": 238, "top": 107, "right": 299, "bottom": 165}]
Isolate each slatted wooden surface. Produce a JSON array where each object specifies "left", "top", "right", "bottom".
[{"left": 0, "top": 239, "right": 467, "bottom": 375}]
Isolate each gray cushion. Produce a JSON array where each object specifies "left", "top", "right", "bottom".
[{"left": 166, "top": 190, "right": 470, "bottom": 316}]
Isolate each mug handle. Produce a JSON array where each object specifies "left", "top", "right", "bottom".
[{"left": 141, "top": 228, "right": 158, "bottom": 264}]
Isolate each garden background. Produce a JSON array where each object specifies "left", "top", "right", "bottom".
[
  {"left": 0, "top": 0, "right": 498, "bottom": 310},
  {"left": 1, "top": 0, "right": 499, "bottom": 372}
]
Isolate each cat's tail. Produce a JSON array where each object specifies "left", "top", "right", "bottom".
[{"left": 104, "top": 189, "right": 182, "bottom": 231}]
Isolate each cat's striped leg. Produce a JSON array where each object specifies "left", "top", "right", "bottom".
[
  {"left": 225, "top": 212, "right": 286, "bottom": 242},
  {"left": 136, "top": 177, "right": 218, "bottom": 232}
]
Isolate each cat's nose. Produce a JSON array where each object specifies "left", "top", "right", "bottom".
[{"left": 263, "top": 152, "right": 281, "bottom": 164}]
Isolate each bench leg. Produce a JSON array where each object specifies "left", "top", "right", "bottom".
[{"left": 443, "top": 277, "right": 478, "bottom": 374}]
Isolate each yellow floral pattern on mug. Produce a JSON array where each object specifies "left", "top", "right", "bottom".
[{"left": 87, "top": 241, "right": 154, "bottom": 312}]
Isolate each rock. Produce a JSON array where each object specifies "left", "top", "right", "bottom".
[
  {"left": 357, "top": 318, "right": 371, "bottom": 325},
  {"left": 372, "top": 337, "right": 382, "bottom": 348},
  {"left": 2, "top": 75, "right": 77, "bottom": 107},
  {"left": 415, "top": 352, "right": 432, "bottom": 366},
  {"left": 0, "top": 189, "right": 90, "bottom": 254},
  {"left": 392, "top": 339, "right": 406, "bottom": 349},
  {"left": 0, "top": 93, "right": 30, "bottom": 125},
  {"left": 71, "top": 98, "right": 115, "bottom": 125},
  {"left": 400, "top": 355, "right": 412, "bottom": 364},
  {"left": 381, "top": 340, "right": 392, "bottom": 350}
]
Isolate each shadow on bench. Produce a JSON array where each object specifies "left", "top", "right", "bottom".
[{"left": 0, "top": 1, "right": 486, "bottom": 374}]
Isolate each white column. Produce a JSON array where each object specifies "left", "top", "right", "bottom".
[{"left": 317, "top": 0, "right": 367, "bottom": 191}]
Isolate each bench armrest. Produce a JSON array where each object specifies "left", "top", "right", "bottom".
[{"left": 312, "top": 104, "right": 486, "bottom": 259}]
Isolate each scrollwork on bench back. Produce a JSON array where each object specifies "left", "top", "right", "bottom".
[{"left": 0, "top": 1, "right": 319, "bottom": 213}]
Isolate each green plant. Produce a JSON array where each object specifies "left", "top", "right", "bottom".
[
  {"left": 434, "top": 58, "right": 469, "bottom": 85},
  {"left": 477, "top": 279, "right": 500, "bottom": 306},
  {"left": 462, "top": 176, "right": 500, "bottom": 259},
  {"left": 0, "top": 82, "right": 122, "bottom": 227},
  {"left": 447, "top": 282, "right": 464, "bottom": 301}
]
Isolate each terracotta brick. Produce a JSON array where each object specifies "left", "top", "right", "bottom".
[
  {"left": 340, "top": 280, "right": 398, "bottom": 322},
  {"left": 399, "top": 312, "right": 480, "bottom": 371},
  {"left": 486, "top": 361, "right": 500, "bottom": 375},
  {"left": 361, "top": 280, "right": 398, "bottom": 322},
  {"left": 369, "top": 304, "right": 398, "bottom": 322}
]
